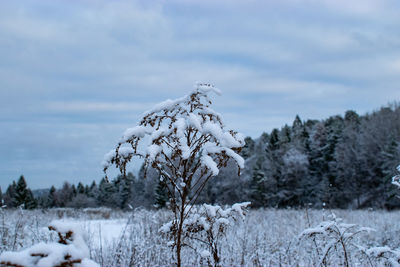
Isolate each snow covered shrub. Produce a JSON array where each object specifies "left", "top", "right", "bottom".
[
  {"left": 0, "top": 221, "right": 99, "bottom": 267},
  {"left": 360, "top": 246, "right": 400, "bottom": 266},
  {"left": 299, "top": 213, "right": 374, "bottom": 267},
  {"left": 160, "top": 202, "right": 250, "bottom": 267},
  {"left": 103, "top": 83, "right": 245, "bottom": 266}
]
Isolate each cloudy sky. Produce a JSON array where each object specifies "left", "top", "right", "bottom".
[{"left": 1, "top": 0, "right": 400, "bottom": 189}]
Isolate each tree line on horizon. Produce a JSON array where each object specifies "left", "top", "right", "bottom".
[{"left": 2, "top": 103, "right": 400, "bottom": 210}]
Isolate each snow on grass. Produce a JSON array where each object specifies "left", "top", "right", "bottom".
[{"left": 0, "top": 208, "right": 400, "bottom": 266}]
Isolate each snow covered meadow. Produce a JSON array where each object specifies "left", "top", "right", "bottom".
[{"left": 1, "top": 207, "right": 400, "bottom": 266}]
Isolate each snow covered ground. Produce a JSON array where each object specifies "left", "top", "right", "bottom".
[{"left": 1, "top": 208, "right": 399, "bottom": 266}]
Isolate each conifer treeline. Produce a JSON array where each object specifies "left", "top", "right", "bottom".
[
  {"left": 210, "top": 103, "right": 400, "bottom": 209},
  {"left": 2, "top": 103, "right": 400, "bottom": 210},
  {"left": 2, "top": 176, "right": 36, "bottom": 209},
  {"left": 1, "top": 167, "right": 163, "bottom": 210}
]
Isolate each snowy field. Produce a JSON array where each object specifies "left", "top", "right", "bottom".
[{"left": 1, "top": 208, "right": 400, "bottom": 266}]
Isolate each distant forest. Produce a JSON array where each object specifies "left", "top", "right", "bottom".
[{"left": 2, "top": 103, "right": 400, "bottom": 210}]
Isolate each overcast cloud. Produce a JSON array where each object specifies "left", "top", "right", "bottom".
[{"left": 1, "top": 0, "right": 400, "bottom": 189}]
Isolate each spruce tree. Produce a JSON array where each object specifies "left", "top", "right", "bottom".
[
  {"left": 57, "top": 182, "right": 74, "bottom": 207},
  {"left": 25, "top": 189, "right": 37, "bottom": 209},
  {"left": 88, "top": 181, "right": 98, "bottom": 198},
  {"left": 119, "top": 173, "right": 134, "bottom": 209},
  {"left": 77, "top": 182, "right": 85, "bottom": 195},
  {"left": 292, "top": 115, "right": 302, "bottom": 133},
  {"left": 48, "top": 186, "right": 57, "bottom": 208},
  {"left": 269, "top": 129, "right": 280, "bottom": 150},
  {"left": 11, "top": 176, "right": 37, "bottom": 209},
  {"left": 15, "top": 175, "right": 29, "bottom": 208},
  {"left": 98, "top": 178, "right": 117, "bottom": 207},
  {"left": 71, "top": 184, "right": 77, "bottom": 197},
  {"left": 154, "top": 179, "right": 168, "bottom": 208},
  {"left": 241, "top": 137, "right": 255, "bottom": 159},
  {"left": 84, "top": 185, "right": 90, "bottom": 195},
  {"left": 4, "top": 181, "right": 17, "bottom": 208},
  {"left": 250, "top": 157, "right": 266, "bottom": 208}
]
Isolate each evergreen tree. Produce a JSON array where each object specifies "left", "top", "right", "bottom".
[
  {"left": 308, "top": 122, "right": 330, "bottom": 207},
  {"left": 88, "top": 181, "right": 98, "bottom": 198},
  {"left": 279, "top": 125, "right": 291, "bottom": 146},
  {"left": 118, "top": 173, "right": 134, "bottom": 209},
  {"left": 241, "top": 137, "right": 255, "bottom": 159},
  {"left": 57, "top": 182, "right": 74, "bottom": 207},
  {"left": 380, "top": 140, "right": 400, "bottom": 209},
  {"left": 154, "top": 178, "right": 168, "bottom": 208},
  {"left": 269, "top": 129, "right": 280, "bottom": 151},
  {"left": 4, "top": 181, "right": 17, "bottom": 208},
  {"left": 47, "top": 186, "right": 57, "bottom": 208},
  {"left": 25, "top": 189, "right": 37, "bottom": 209},
  {"left": 15, "top": 175, "right": 29, "bottom": 208},
  {"left": 292, "top": 115, "right": 302, "bottom": 133},
  {"left": 71, "top": 184, "right": 77, "bottom": 197},
  {"left": 84, "top": 185, "right": 90, "bottom": 195},
  {"left": 249, "top": 157, "right": 266, "bottom": 208},
  {"left": 280, "top": 148, "right": 308, "bottom": 207},
  {"left": 98, "top": 178, "right": 117, "bottom": 207},
  {"left": 11, "top": 176, "right": 37, "bottom": 209},
  {"left": 77, "top": 182, "right": 85, "bottom": 195}
]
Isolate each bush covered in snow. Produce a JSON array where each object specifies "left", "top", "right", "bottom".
[
  {"left": 299, "top": 213, "right": 374, "bottom": 266},
  {"left": 0, "top": 220, "right": 99, "bottom": 267},
  {"left": 160, "top": 202, "right": 250, "bottom": 266},
  {"left": 103, "top": 83, "right": 245, "bottom": 266}
]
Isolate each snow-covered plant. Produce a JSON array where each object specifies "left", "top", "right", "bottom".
[
  {"left": 360, "top": 246, "right": 400, "bottom": 267},
  {"left": 0, "top": 221, "right": 99, "bottom": 267},
  {"left": 299, "top": 213, "right": 374, "bottom": 267},
  {"left": 392, "top": 165, "right": 400, "bottom": 188},
  {"left": 160, "top": 202, "right": 250, "bottom": 267},
  {"left": 103, "top": 83, "right": 245, "bottom": 266}
]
